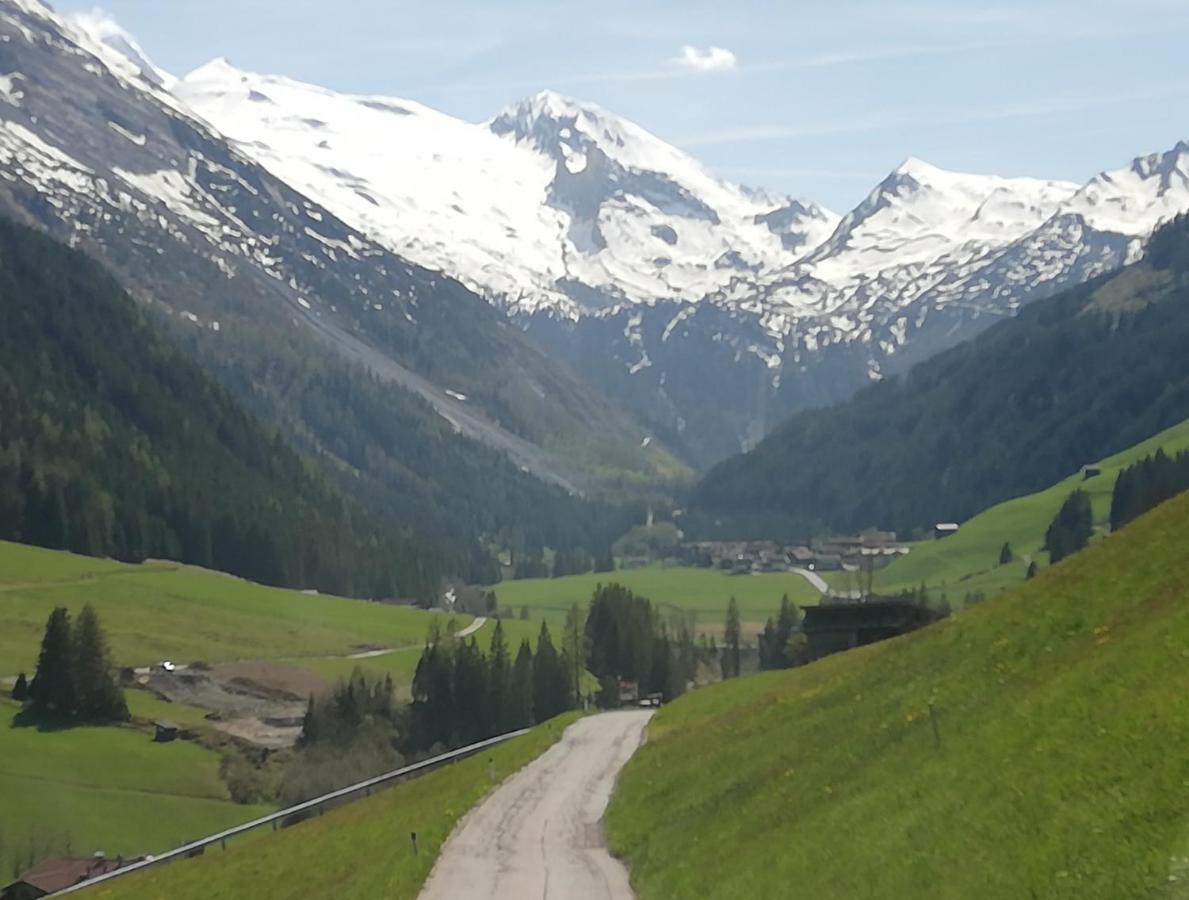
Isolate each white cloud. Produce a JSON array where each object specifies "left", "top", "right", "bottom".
[{"left": 673, "top": 45, "right": 737, "bottom": 73}]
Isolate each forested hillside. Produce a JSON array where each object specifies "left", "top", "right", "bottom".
[
  {"left": 0, "top": 218, "right": 432, "bottom": 598},
  {"left": 692, "top": 213, "right": 1189, "bottom": 540}
]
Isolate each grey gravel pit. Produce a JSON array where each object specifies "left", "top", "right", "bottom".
[{"left": 418, "top": 710, "right": 653, "bottom": 900}]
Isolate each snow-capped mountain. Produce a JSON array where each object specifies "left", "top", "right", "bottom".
[
  {"left": 171, "top": 62, "right": 839, "bottom": 318},
  {"left": 0, "top": 0, "right": 665, "bottom": 495},
  {"left": 30, "top": 7, "right": 1189, "bottom": 467}
]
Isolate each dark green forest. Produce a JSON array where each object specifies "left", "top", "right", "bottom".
[
  {"left": 692, "top": 214, "right": 1189, "bottom": 540},
  {"left": 183, "top": 321, "right": 638, "bottom": 584},
  {"left": 1110, "top": 448, "right": 1189, "bottom": 531},
  {"left": 0, "top": 218, "right": 434, "bottom": 598}
]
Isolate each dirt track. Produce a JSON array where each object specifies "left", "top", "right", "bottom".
[{"left": 418, "top": 711, "right": 652, "bottom": 900}]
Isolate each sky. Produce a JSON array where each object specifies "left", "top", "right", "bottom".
[{"left": 57, "top": 0, "right": 1189, "bottom": 211}]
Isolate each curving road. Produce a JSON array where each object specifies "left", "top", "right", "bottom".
[{"left": 418, "top": 711, "right": 652, "bottom": 900}]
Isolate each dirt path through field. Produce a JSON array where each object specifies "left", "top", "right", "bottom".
[{"left": 418, "top": 710, "right": 651, "bottom": 900}]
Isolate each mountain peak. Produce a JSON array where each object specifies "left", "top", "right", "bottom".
[
  {"left": 507, "top": 89, "right": 604, "bottom": 120},
  {"left": 893, "top": 156, "right": 945, "bottom": 180},
  {"left": 183, "top": 57, "right": 249, "bottom": 84}
]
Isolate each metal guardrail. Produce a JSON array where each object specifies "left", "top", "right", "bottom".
[{"left": 53, "top": 728, "right": 532, "bottom": 895}]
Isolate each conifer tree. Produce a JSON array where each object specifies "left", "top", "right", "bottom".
[
  {"left": 533, "top": 622, "right": 569, "bottom": 721},
  {"left": 758, "top": 618, "right": 777, "bottom": 671},
  {"left": 72, "top": 604, "right": 129, "bottom": 722},
  {"left": 11, "top": 672, "right": 28, "bottom": 702},
  {"left": 723, "top": 597, "right": 742, "bottom": 679},
  {"left": 452, "top": 639, "right": 488, "bottom": 745},
  {"left": 561, "top": 604, "right": 586, "bottom": 707},
  {"left": 486, "top": 620, "right": 511, "bottom": 733},
  {"left": 28, "top": 607, "right": 75, "bottom": 716},
  {"left": 1045, "top": 489, "right": 1093, "bottom": 563},
  {"left": 999, "top": 542, "right": 1013, "bottom": 565},
  {"left": 774, "top": 594, "right": 800, "bottom": 668},
  {"left": 510, "top": 640, "right": 535, "bottom": 728}
]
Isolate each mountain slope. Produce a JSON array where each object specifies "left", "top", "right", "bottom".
[
  {"left": 853, "top": 415, "right": 1189, "bottom": 603},
  {"left": 608, "top": 489, "right": 1189, "bottom": 898},
  {"left": 692, "top": 213, "right": 1189, "bottom": 540},
  {"left": 0, "top": 215, "right": 429, "bottom": 597},
  {"left": 163, "top": 47, "right": 1189, "bottom": 465},
  {"left": 172, "top": 66, "right": 838, "bottom": 320},
  {"left": 0, "top": 0, "right": 669, "bottom": 576}
]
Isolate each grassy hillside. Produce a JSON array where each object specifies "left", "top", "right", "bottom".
[
  {"left": 692, "top": 213, "right": 1189, "bottom": 541},
  {"left": 487, "top": 566, "right": 820, "bottom": 635},
  {"left": 0, "top": 699, "right": 269, "bottom": 879},
  {"left": 607, "top": 490, "right": 1189, "bottom": 899},
  {"left": 852, "top": 416, "right": 1189, "bottom": 603},
  {"left": 0, "top": 541, "right": 449, "bottom": 676},
  {"left": 86, "top": 713, "right": 581, "bottom": 900}
]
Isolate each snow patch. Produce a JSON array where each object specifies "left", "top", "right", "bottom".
[{"left": 0, "top": 72, "right": 25, "bottom": 106}]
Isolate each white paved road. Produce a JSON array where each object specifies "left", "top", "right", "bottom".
[
  {"left": 790, "top": 567, "right": 829, "bottom": 593},
  {"left": 418, "top": 711, "right": 652, "bottom": 900}
]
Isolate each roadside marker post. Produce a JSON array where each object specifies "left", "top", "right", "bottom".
[{"left": 411, "top": 832, "right": 419, "bottom": 856}]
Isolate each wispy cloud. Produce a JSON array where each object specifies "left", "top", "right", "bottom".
[
  {"left": 678, "top": 81, "right": 1189, "bottom": 148},
  {"left": 672, "top": 45, "right": 737, "bottom": 73}
]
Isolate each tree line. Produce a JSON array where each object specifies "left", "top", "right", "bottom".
[
  {"left": 1110, "top": 449, "right": 1189, "bottom": 531},
  {"left": 407, "top": 618, "right": 575, "bottom": 754}
]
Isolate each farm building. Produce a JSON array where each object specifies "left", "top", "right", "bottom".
[
  {"left": 153, "top": 720, "right": 180, "bottom": 743},
  {"left": 934, "top": 522, "right": 960, "bottom": 539},
  {"left": 801, "top": 598, "right": 942, "bottom": 661},
  {"left": 1, "top": 854, "right": 124, "bottom": 899}
]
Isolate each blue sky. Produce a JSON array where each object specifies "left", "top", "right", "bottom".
[{"left": 59, "top": 0, "right": 1189, "bottom": 211}]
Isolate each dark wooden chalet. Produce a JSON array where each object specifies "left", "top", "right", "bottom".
[{"left": 801, "top": 598, "right": 942, "bottom": 661}]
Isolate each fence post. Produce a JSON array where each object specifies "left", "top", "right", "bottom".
[{"left": 411, "top": 832, "right": 419, "bottom": 856}]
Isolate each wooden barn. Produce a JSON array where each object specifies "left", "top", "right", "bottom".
[{"left": 801, "top": 598, "right": 942, "bottom": 661}]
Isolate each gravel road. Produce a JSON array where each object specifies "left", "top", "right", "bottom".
[{"left": 418, "top": 710, "right": 652, "bottom": 900}]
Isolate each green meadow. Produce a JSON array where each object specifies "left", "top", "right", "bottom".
[
  {"left": 488, "top": 566, "right": 820, "bottom": 635},
  {"left": 607, "top": 490, "right": 1189, "bottom": 899},
  {"left": 0, "top": 699, "right": 268, "bottom": 880},
  {"left": 0, "top": 542, "right": 460, "bottom": 675},
  {"left": 88, "top": 713, "right": 581, "bottom": 900},
  {"left": 285, "top": 616, "right": 541, "bottom": 695},
  {"left": 852, "top": 415, "right": 1189, "bottom": 603}
]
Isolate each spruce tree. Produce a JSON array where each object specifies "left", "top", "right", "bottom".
[
  {"left": 774, "top": 594, "right": 800, "bottom": 668},
  {"left": 72, "top": 604, "right": 129, "bottom": 722},
  {"left": 999, "top": 542, "right": 1014, "bottom": 565},
  {"left": 758, "top": 618, "right": 777, "bottom": 671},
  {"left": 561, "top": 604, "right": 586, "bottom": 707},
  {"left": 533, "top": 622, "right": 569, "bottom": 720},
  {"left": 510, "top": 640, "right": 535, "bottom": 728},
  {"left": 1045, "top": 489, "right": 1093, "bottom": 563},
  {"left": 723, "top": 597, "right": 742, "bottom": 679},
  {"left": 486, "top": 620, "right": 511, "bottom": 733},
  {"left": 1026, "top": 560, "right": 1039, "bottom": 579},
  {"left": 11, "top": 672, "right": 28, "bottom": 702},
  {"left": 28, "top": 607, "right": 75, "bottom": 717}
]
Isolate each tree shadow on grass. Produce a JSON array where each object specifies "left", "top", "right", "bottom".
[{"left": 11, "top": 705, "right": 79, "bottom": 732}]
